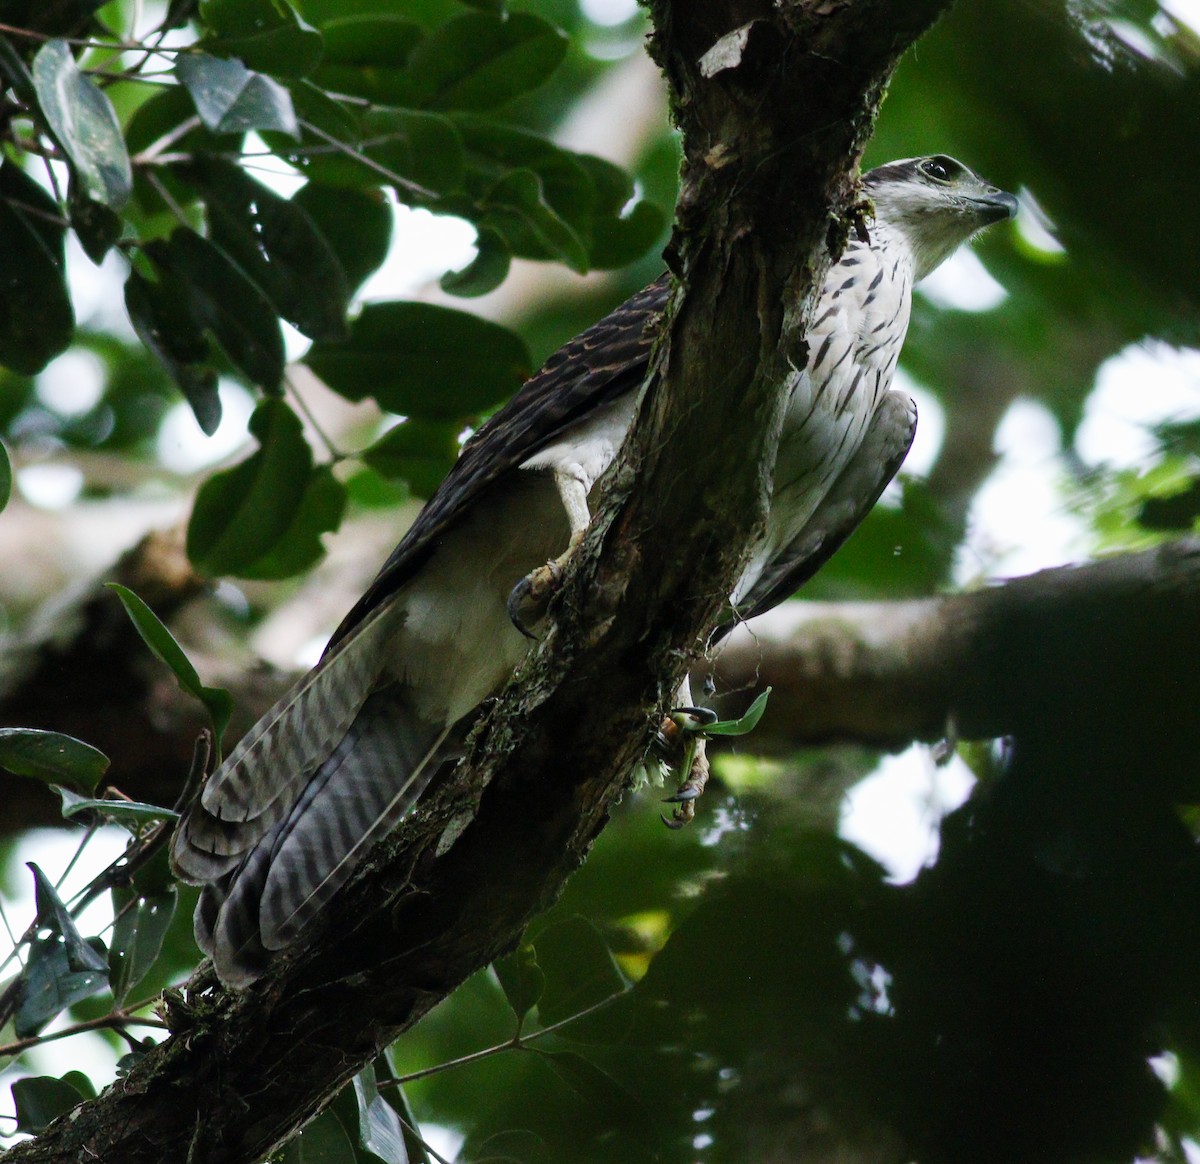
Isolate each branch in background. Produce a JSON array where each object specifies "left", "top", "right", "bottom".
[{"left": 709, "top": 537, "right": 1200, "bottom": 782}]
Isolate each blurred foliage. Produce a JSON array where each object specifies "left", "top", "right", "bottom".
[{"left": 1, "top": 0, "right": 1200, "bottom": 1162}]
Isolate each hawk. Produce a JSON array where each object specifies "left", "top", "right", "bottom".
[{"left": 172, "top": 155, "right": 1017, "bottom": 986}]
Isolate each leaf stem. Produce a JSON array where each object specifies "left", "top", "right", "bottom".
[{"left": 384, "top": 988, "right": 627, "bottom": 1088}]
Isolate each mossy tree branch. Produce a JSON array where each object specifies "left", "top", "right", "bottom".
[{"left": 4, "top": 1, "right": 953, "bottom": 1160}]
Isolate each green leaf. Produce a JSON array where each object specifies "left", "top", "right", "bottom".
[
  {"left": 175, "top": 156, "right": 349, "bottom": 341},
  {"left": 705, "top": 686, "right": 772, "bottom": 737},
  {"left": 480, "top": 168, "right": 587, "bottom": 273},
  {"left": 59, "top": 788, "right": 180, "bottom": 828},
  {"left": 293, "top": 182, "right": 392, "bottom": 295},
  {"left": 351, "top": 1062, "right": 408, "bottom": 1164},
  {"left": 404, "top": 12, "right": 567, "bottom": 111},
  {"left": 0, "top": 159, "right": 74, "bottom": 375},
  {"left": 575, "top": 154, "right": 665, "bottom": 269},
  {"left": 199, "top": 0, "right": 324, "bottom": 77},
  {"left": 10, "top": 1075, "right": 89, "bottom": 1133},
  {"left": 0, "top": 437, "right": 10, "bottom": 512},
  {"left": 187, "top": 398, "right": 344, "bottom": 579},
  {"left": 29, "top": 863, "right": 108, "bottom": 971},
  {"left": 533, "top": 1049, "right": 660, "bottom": 1156},
  {"left": 177, "top": 51, "right": 298, "bottom": 137},
  {"left": 0, "top": 728, "right": 108, "bottom": 791},
  {"left": 280, "top": 1109, "right": 359, "bottom": 1163},
  {"left": 454, "top": 119, "right": 594, "bottom": 264},
  {"left": 234, "top": 464, "right": 347, "bottom": 581},
  {"left": 124, "top": 267, "right": 222, "bottom": 435},
  {"left": 532, "top": 915, "right": 627, "bottom": 1028},
  {"left": 306, "top": 301, "right": 529, "bottom": 420},
  {"left": 31, "top": 39, "right": 131, "bottom": 210},
  {"left": 440, "top": 226, "right": 510, "bottom": 297},
  {"left": 69, "top": 189, "right": 122, "bottom": 263},
  {"left": 494, "top": 940, "right": 544, "bottom": 1029},
  {"left": 310, "top": 14, "right": 425, "bottom": 105},
  {"left": 15, "top": 937, "right": 108, "bottom": 1037},
  {"left": 109, "top": 885, "right": 177, "bottom": 1005},
  {"left": 145, "top": 229, "right": 285, "bottom": 391},
  {"left": 106, "top": 582, "right": 233, "bottom": 746},
  {"left": 360, "top": 420, "right": 459, "bottom": 498}
]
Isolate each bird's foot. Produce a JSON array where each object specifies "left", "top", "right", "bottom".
[
  {"left": 507, "top": 558, "right": 565, "bottom": 640},
  {"left": 656, "top": 706, "right": 717, "bottom": 828},
  {"left": 662, "top": 736, "right": 711, "bottom": 829}
]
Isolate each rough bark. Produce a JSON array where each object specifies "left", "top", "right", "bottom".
[{"left": 3, "top": 2, "right": 951, "bottom": 1159}]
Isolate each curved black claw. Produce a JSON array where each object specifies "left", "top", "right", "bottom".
[
  {"left": 662, "top": 786, "right": 703, "bottom": 804},
  {"left": 672, "top": 706, "right": 719, "bottom": 726},
  {"left": 506, "top": 577, "right": 540, "bottom": 641},
  {"left": 661, "top": 809, "right": 692, "bottom": 830}
]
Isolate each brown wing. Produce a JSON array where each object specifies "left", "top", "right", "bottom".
[{"left": 328, "top": 275, "right": 671, "bottom": 648}]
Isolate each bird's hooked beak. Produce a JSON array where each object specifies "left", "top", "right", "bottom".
[{"left": 973, "top": 188, "right": 1020, "bottom": 224}]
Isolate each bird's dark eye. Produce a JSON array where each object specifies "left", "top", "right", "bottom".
[{"left": 920, "top": 156, "right": 959, "bottom": 183}]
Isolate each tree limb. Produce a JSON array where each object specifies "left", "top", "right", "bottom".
[
  {"left": 709, "top": 537, "right": 1200, "bottom": 781},
  {"left": 4, "top": 2, "right": 952, "bottom": 1158}
]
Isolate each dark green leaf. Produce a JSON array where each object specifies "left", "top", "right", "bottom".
[
  {"left": 473, "top": 1130, "right": 553, "bottom": 1164},
  {"left": 0, "top": 728, "right": 108, "bottom": 791},
  {"left": 293, "top": 183, "right": 392, "bottom": 295},
  {"left": 705, "top": 686, "right": 772, "bottom": 737},
  {"left": 0, "top": 160, "right": 74, "bottom": 375},
  {"left": 31, "top": 38, "right": 130, "bottom": 210},
  {"left": 405, "top": 12, "right": 567, "bottom": 111},
  {"left": 280, "top": 1108, "right": 358, "bottom": 1163},
  {"left": 15, "top": 938, "right": 108, "bottom": 1037},
  {"left": 235, "top": 464, "right": 347, "bottom": 581},
  {"left": 175, "top": 156, "right": 349, "bottom": 341},
  {"left": 29, "top": 862, "right": 107, "bottom": 972},
  {"left": 533, "top": 1049, "right": 660, "bottom": 1158},
  {"left": 532, "top": 915, "right": 627, "bottom": 1027},
  {"left": 0, "top": 32, "right": 36, "bottom": 102},
  {"left": 199, "top": 0, "right": 324, "bottom": 77},
  {"left": 440, "top": 226, "right": 510, "bottom": 297},
  {"left": 0, "top": 437, "right": 10, "bottom": 512},
  {"left": 480, "top": 169, "right": 587, "bottom": 273},
  {"left": 145, "top": 229, "right": 285, "bottom": 391},
  {"left": 106, "top": 582, "right": 233, "bottom": 746},
  {"left": 124, "top": 267, "right": 222, "bottom": 435},
  {"left": 308, "top": 302, "right": 528, "bottom": 420},
  {"left": 69, "top": 189, "right": 121, "bottom": 263},
  {"left": 494, "top": 940, "right": 544, "bottom": 1029},
  {"left": 575, "top": 155, "right": 665, "bottom": 269},
  {"left": 11, "top": 1075, "right": 88, "bottom": 1134},
  {"left": 310, "top": 15, "right": 424, "bottom": 105},
  {"left": 109, "top": 886, "right": 177, "bottom": 1005},
  {"left": 59, "top": 788, "right": 180, "bottom": 828},
  {"left": 360, "top": 420, "right": 459, "bottom": 498},
  {"left": 187, "top": 398, "right": 343, "bottom": 579},
  {"left": 454, "top": 118, "right": 594, "bottom": 263},
  {"left": 177, "top": 51, "right": 298, "bottom": 137},
  {"left": 352, "top": 1062, "right": 408, "bottom": 1164}
]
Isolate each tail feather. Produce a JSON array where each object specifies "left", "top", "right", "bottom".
[
  {"left": 203, "top": 687, "right": 448, "bottom": 985},
  {"left": 201, "top": 603, "right": 401, "bottom": 822},
  {"left": 171, "top": 605, "right": 401, "bottom": 885}
]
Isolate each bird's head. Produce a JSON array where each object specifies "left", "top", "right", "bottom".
[{"left": 864, "top": 155, "right": 1018, "bottom": 281}]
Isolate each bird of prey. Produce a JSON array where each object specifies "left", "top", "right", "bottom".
[{"left": 172, "top": 155, "right": 1018, "bottom": 986}]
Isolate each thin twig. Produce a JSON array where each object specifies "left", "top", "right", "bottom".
[
  {"left": 384, "top": 988, "right": 628, "bottom": 1088},
  {"left": 0, "top": 1008, "right": 167, "bottom": 1059},
  {"left": 285, "top": 372, "right": 346, "bottom": 462},
  {"left": 131, "top": 114, "right": 201, "bottom": 166}
]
